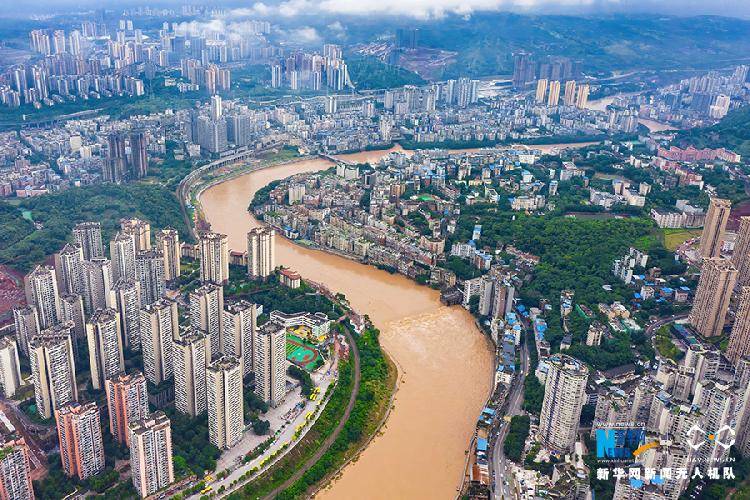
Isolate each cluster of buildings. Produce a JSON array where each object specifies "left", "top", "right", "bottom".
[
  {"left": 255, "top": 147, "right": 554, "bottom": 284},
  {"left": 0, "top": 17, "right": 269, "bottom": 109},
  {"left": 511, "top": 53, "right": 583, "bottom": 90},
  {"left": 0, "top": 113, "right": 162, "bottom": 196},
  {"left": 2, "top": 214, "right": 325, "bottom": 497},
  {"left": 534, "top": 78, "right": 590, "bottom": 109},
  {"left": 685, "top": 198, "right": 750, "bottom": 340},
  {"left": 1, "top": 24, "right": 152, "bottom": 109},
  {"left": 270, "top": 44, "right": 351, "bottom": 91},
  {"left": 492, "top": 196, "right": 750, "bottom": 498},
  {"left": 634, "top": 65, "right": 750, "bottom": 127},
  {"left": 256, "top": 151, "right": 457, "bottom": 278}
]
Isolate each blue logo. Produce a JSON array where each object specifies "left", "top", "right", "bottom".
[{"left": 596, "top": 428, "right": 646, "bottom": 459}]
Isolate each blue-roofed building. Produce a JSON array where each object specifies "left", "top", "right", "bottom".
[
  {"left": 534, "top": 317, "right": 547, "bottom": 341},
  {"left": 477, "top": 437, "right": 488, "bottom": 453},
  {"left": 479, "top": 408, "right": 496, "bottom": 426},
  {"left": 496, "top": 361, "right": 515, "bottom": 386},
  {"left": 506, "top": 311, "right": 518, "bottom": 324},
  {"left": 659, "top": 287, "right": 674, "bottom": 299}
]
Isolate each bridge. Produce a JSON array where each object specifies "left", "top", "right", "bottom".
[{"left": 318, "top": 153, "right": 350, "bottom": 165}]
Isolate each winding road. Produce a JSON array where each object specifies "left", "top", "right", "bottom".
[{"left": 262, "top": 326, "right": 362, "bottom": 499}]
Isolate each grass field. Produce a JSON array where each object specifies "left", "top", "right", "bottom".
[
  {"left": 286, "top": 334, "right": 321, "bottom": 371},
  {"left": 662, "top": 228, "right": 702, "bottom": 251}
]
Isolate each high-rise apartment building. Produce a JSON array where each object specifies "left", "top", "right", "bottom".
[
  {"left": 24, "top": 265, "right": 61, "bottom": 329},
  {"left": 575, "top": 83, "right": 590, "bottom": 109},
  {"left": 206, "top": 356, "right": 243, "bottom": 449},
  {"left": 254, "top": 320, "right": 287, "bottom": 407},
  {"left": 727, "top": 286, "right": 750, "bottom": 364},
  {"left": 12, "top": 306, "right": 40, "bottom": 357},
  {"left": 733, "top": 216, "right": 750, "bottom": 286},
  {"left": 223, "top": 301, "right": 257, "bottom": 376},
  {"left": 512, "top": 52, "right": 535, "bottom": 89},
  {"left": 54, "top": 243, "right": 84, "bottom": 295},
  {"left": 173, "top": 328, "right": 208, "bottom": 417},
  {"left": 247, "top": 228, "right": 275, "bottom": 279},
  {"left": 692, "top": 380, "right": 736, "bottom": 464},
  {"left": 535, "top": 79, "right": 548, "bottom": 103},
  {"left": 86, "top": 309, "right": 124, "bottom": 390},
  {"left": 29, "top": 325, "right": 77, "bottom": 419},
  {"left": 114, "top": 280, "right": 141, "bottom": 351},
  {"left": 156, "top": 229, "right": 181, "bottom": 282},
  {"left": 129, "top": 412, "right": 174, "bottom": 498},
  {"left": 699, "top": 198, "right": 731, "bottom": 259},
  {"left": 210, "top": 95, "right": 222, "bottom": 121},
  {"left": 120, "top": 218, "right": 151, "bottom": 252},
  {"left": 59, "top": 294, "right": 85, "bottom": 345},
  {"left": 689, "top": 258, "right": 737, "bottom": 338},
  {"left": 110, "top": 232, "right": 137, "bottom": 283},
  {"left": 56, "top": 401, "right": 105, "bottom": 480},
  {"left": 104, "top": 132, "right": 127, "bottom": 183},
  {"left": 199, "top": 232, "right": 229, "bottom": 285},
  {"left": 547, "top": 80, "right": 561, "bottom": 106},
  {"left": 563, "top": 80, "right": 577, "bottom": 106},
  {"left": 105, "top": 370, "right": 149, "bottom": 446},
  {"left": 135, "top": 250, "right": 165, "bottom": 306},
  {"left": 81, "top": 258, "right": 115, "bottom": 314},
  {"left": 129, "top": 132, "right": 149, "bottom": 180},
  {"left": 538, "top": 354, "right": 588, "bottom": 453},
  {"left": 0, "top": 438, "right": 34, "bottom": 500},
  {"left": 196, "top": 115, "right": 228, "bottom": 154},
  {"left": 189, "top": 283, "right": 223, "bottom": 359},
  {"left": 72, "top": 222, "right": 104, "bottom": 260},
  {"left": 0, "top": 337, "right": 22, "bottom": 398},
  {"left": 140, "top": 299, "right": 178, "bottom": 385}
]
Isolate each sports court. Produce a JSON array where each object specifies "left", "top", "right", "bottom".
[{"left": 286, "top": 334, "right": 321, "bottom": 371}]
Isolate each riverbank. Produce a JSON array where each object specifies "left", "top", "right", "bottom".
[
  {"left": 185, "top": 158, "right": 401, "bottom": 498},
  {"left": 199, "top": 155, "right": 494, "bottom": 499},
  {"left": 194, "top": 139, "right": 609, "bottom": 497}
]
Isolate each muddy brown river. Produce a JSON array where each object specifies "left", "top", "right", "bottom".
[{"left": 201, "top": 142, "right": 593, "bottom": 498}]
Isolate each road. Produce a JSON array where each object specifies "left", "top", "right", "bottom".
[
  {"left": 490, "top": 330, "right": 530, "bottom": 500},
  {"left": 260, "top": 326, "right": 361, "bottom": 499},
  {"left": 0, "top": 398, "right": 48, "bottom": 480},
  {"left": 175, "top": 144, "right": 285, "bottom": 240},
  {"left": 199, "top": 357, "right": 338, "bottom": 498},
  {"left": 646, "top": 313, "right": 688, "bottom": 337}
]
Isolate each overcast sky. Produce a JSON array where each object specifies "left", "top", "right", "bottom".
[
  {"left": 238, "top": 0, "right": 750, "bottom": 18},
  {"left": 8, "top": 0, "right": 750, "bottom": 19}
]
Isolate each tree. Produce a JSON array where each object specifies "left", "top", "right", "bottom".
[
  {"left": 252, "top": 418, "right": 271, "bottom": 435},
  {"left": 504, "top": 415, "right": 531, "bottom": 463}
]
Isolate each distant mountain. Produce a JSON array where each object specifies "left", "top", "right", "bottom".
[{"left": 319, "top": 14, "right": 750, "bottom": 80}]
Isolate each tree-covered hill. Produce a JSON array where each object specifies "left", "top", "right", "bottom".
[
  {"left": 675, "top": 105, "right": 750, "bottom": 158},
  {"left": 0, "top": 184, "right": 190, "bottom": 273}
]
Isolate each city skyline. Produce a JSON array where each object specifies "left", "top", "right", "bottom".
[{"left": 0, "top": 3, "right": 750, "bottom": 500}]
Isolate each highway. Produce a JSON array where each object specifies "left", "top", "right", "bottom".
[{"left": 490, "top": 331, "right": 530, "bottom": 500}]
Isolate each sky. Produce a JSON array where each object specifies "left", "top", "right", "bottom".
[
  {"left": 7, "top": 0, "right": 750, "bottom": 19},
  {"left": 231, "top": 0, "right": 750, "bottom": 19}
]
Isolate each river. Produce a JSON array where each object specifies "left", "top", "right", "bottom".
[
  {"left": 587, "top": 95, "right": 677, "bottom": 132},
  {"left": 199, "top": 143, "right": 593, "bottom": 498}
]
